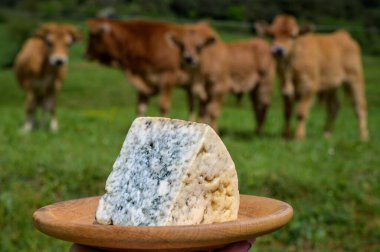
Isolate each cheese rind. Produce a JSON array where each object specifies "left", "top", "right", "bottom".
[{"left": 96, "top": 117, "right": 239, "bottom": 226}]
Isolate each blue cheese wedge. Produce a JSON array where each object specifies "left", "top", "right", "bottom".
[{"left": 96, "top": 117, "right": 239, "bottom": 226}]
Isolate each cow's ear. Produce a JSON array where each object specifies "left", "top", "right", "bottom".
[
  {"left": 299, "top": 25, "right": 312, "bottom": 36},
  {"left": 33, "top": 23, "right": 55, "bottom": 38},
  {"left": 65, "top": 25, "right": 82, "bottom": 42},
  {"left": 33, "top": 28, "right": 46, "bottom": 38},
  {"left": 166, "top": 32, "right": 183, "bottom": 49},
  {"left": 204, "top": 36, "right": 216, "bottom": 47},
  {"left": 195, "top": 20, "right": 210, "bottom": 28},
  {"left": 253, "top": 21, "right": 271, "bottom": 37}
]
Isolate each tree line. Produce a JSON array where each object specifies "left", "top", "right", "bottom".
[{"left": 1, "top": 0, "right": 379, "bottom": 27}]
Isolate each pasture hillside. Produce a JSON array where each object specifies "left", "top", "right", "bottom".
[{"left": 0, "top": 27, "right": 379, "bottom": 251}]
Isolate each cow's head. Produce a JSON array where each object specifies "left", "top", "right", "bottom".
[
  {"left": 167, "top": 22, "right": 217, "bottom": 68},
  {"left": 85, "top": 19, "right": 120, "bottom": 67},
  {"left": 34, "top": 23, "right": 81, "bottom": 66},
  {"left": 255, "top": 15, "right": 311, "bottom": 59}
]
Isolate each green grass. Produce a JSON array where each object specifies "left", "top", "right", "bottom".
[{"left": 1, "top": 30, "right": 380, "bottom": 252}]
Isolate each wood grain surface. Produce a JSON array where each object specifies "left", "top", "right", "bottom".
[{"left": 33, "top": 195, "right": 293, "bottom": 251}]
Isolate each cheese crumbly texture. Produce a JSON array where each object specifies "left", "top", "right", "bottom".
[{"left": 96, "top": 117, "right": 239, "bottom": 226}]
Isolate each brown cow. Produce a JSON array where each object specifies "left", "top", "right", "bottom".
[
  {"left": 85, "top": 18, "right": 194, "bottom": 118},
  {"left": 14, "top": 23, "right": 81, "bottom": 132},
  {"left": 226, "top": 38, "right": 274, "bottom": 134},
  {"left": 168, "top": 22, "right": 274, "bottom": 133},
  {"left": 167, "top": 22, "right": 230, "bottom": 131},
  {"left": 261, "top": 15, "right": 368, "bottom": 140}
]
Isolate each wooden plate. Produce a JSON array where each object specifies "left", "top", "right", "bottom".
[{"left": 33, "top": 195, "right": 293, "bottom": 251}]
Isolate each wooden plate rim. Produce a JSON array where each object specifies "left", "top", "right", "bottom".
[{"left": 33, "top": 195, "right": 293, "bottom": 250}]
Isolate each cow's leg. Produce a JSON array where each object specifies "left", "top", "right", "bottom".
[
  {"left": 194, "top": 79, "right": 210, "bottom": 124},
  {"left": 206, "top": 93, "right": 225, "bottom": 132},
  {"left": 126, "top": 71, "right": 153, "bottom": 96},
  {"left": 136, "top": 92, "right": 149, "bottom": 117},
  {"left": 23, "top": 91, "right": 37, "bottom": 133},
  {"left": 278, "top": 65, "right": 295, "bottom": 138},
  {"left": 282, "top": 94, "right": 293, "bottom": 138},
  {"left": 36, "top": 93, "right": 46, "bottom": 129},
  {"left": 158, "top": 85, "right": 172, "bottom": 117},
  {"left": 260, "top": 69, "right": 273, "bottom": 128},
  {"left": 198, "top": 98, "right": 208, "bottom": 124},
  {"left": 192, "top": 80, "right": 208, "bottom": 123},
  {"left": 40, "top": 96, "right": 48, "bottom": 129},
  {"left": 295, "top": 91, "right": 314, "bottom": 140},
  {"left": 249, "top": 87, "right": 263, "bottom": 134},
  {"left": 252, "top": 72, "right": 273, "bottom": 135},
  {"left": 256, "top": 100, "right": 270, "bottom": 135},
  {"left": 43, "top": 95, "right": 58, "bottom": 132},
  {"left": 347, "top": 75, "right": 369, "bottom": 141},
  {"left": 186, "top": 87, "right": 196, "bottom": 121},
  {"left": 323, "top": 89, "right": 340, "bottom": 138},
  {"left": 235, "top": 93, "right": 244, "bottom": 106},
  {"left": 127, "top": 72, "right": 152, "bottom": 117}
]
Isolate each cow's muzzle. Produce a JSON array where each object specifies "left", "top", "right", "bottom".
[
  {"left": 271, "top": 46, "right": 285, "bottom": 58},
  {"left": 183, "top": 55, "right": 194, "bottom": 65},
  {"left": 49, "top": 55, "right": 68, "bottom": 66}
]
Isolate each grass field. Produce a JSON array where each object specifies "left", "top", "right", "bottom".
[{"left": 0, "top": 29, "right": 380, "bottom": 252}]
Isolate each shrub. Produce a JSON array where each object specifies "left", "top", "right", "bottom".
[{"left": 0, "top": 15, "right": 39, "bottom": 68}]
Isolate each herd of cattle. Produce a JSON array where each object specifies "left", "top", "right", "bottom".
[{"left": 14, "top": 14, "right": 369, "bottom": 141}]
